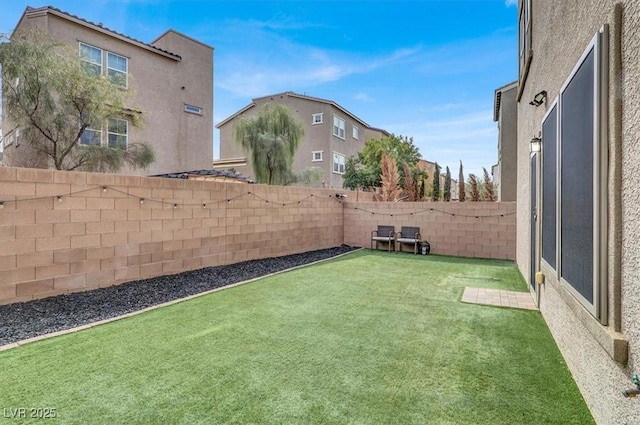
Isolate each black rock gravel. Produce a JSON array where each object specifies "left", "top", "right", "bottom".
[{"left": 0, "top": 245, "right": 356, "bottom": 347}]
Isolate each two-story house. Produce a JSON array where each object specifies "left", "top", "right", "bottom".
[
  {"left": 492, "top": 81, "right": 518, "bottom": 202},
  {"left": 515, "top": 1, "right": 640, "bottom": 423},
  {"left": 2, "top": 5, "right": 214, "bottom": 175},
  {"left": 216, "top": 91, "right": 388, "bottom": 188}
]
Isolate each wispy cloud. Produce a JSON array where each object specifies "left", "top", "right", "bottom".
[
  {"left": 505, "top": 0, "right": 518, "bottom": 6},
  {"left": 384, "top": 111, "right": 498, "bottom": 176},
  {"left": 354, "top": 92, "right": 374, "bottom": 103},
  {"left": 208, "top": 18, "right": 421, "bottom": 98}
]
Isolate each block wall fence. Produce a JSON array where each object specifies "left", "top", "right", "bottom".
[
  {"left": 342, "top": 202, "right": 516, "bottom": 259},
  {"left": 0, "top": 167, "right": 515, "bottom": 305}
]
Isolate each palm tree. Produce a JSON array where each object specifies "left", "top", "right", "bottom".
[{"left": 234, "top": 104, "right": 304, "bottom": 185}]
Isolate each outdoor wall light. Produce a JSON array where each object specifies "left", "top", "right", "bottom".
[
  {"left": 529, "top": 90, "right": 547, "bottom": 107},
  {"left": 530, "top": 137, "right": 542, "bottom": 153}
]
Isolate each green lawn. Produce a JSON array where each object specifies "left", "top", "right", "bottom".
[{"left": 0, "top": 250, "right": 593, "bottom": 424}]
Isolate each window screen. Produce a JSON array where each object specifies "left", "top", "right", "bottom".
[
  {"left": 560, "top": 48, "right": 594, "bottom": 303},
  {"left": 542, "top": 105, "right": 557, "bottom": 269}
]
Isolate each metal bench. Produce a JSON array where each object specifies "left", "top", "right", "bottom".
[
  {"left": 371, "top": 225, "right": 395, "bottom": 252},
  {"left": 396, "top": 226, "right": 421, "bottom": 254}
]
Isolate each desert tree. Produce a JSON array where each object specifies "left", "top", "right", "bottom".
[
  {"left": 234, "top": 103, "right": 304, "bottom": 185},
  {"left": 443, "top": 166, "right": 451, "bottom": 201},
  {"left": 402, "top": 161, "right": 419, "bottom": 201},
  {"left": 343, "top": 133, "right": 421, "bottom": 191},
  {"left": 0, "top": 30, "right": 154, "bottom": 171},
  {"left": 458, "top": 160, "right": 466, "bottom": 202},
  {"left": 482, "top": 167, "right": 496, "bottom": 201},
  {"left": 377, "top": 151, "right": 402, "bottom": 201},
  {"left": 468, "top": 174, "right": 481, "bottom": 201}
]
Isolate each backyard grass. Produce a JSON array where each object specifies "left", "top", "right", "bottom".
[{"left": 0, "top": 250, "right": 593, "bottom": 424}]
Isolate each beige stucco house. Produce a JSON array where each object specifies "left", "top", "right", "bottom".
[
  {"left": 493, "top": 81, "right": 518, "bottom": 202},
  {"left": 1, "top": 6, "right": 214, "bottom": 175},
  {"left": 216, "top": 91, "right": 388, "bottom": 188},
  {"left": 516, "top": 1, "right": 640, "bottom": 422}
]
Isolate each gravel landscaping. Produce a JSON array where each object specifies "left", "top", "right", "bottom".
[{"left": 0, "top": 245, "right": 356, "bottom": 347}]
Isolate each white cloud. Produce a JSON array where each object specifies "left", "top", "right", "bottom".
[
  {"left": 505, "top": 0, "right": 518, "bottom": 6},
  {"left": 383, "top": 110, "right": 498, "bottom": 177},
  {"left": 354, "top": 92, "right": 374, "bottom": 103}
]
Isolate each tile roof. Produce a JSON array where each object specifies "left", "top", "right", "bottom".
[
  {"left": 23, "top": 6, "right": 182, "bottom": 60},
  {"left": 216, "top": 91, "right": 376, "bottom": 129}
]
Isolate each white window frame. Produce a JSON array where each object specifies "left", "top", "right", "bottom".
[
  {"left": 549, "top": 27, "right": 608, "bottom": 323},
  {"left": 333, "top": 152, "right": 345, "bottom": 174},
  {"left": 79, "top": 42, "right": 128, "bottom": 88},
  {"left": 80, "top": 124, "right": 102, "bottom": 146},
  {"left": 3, "top": 130, "right": 15, "bottom": 148},
  {"left": 79, "top": 42, "right": 103, "bottom": 77},
  {"left": 185, "top": 104, "right": 203, "bottom": 115},
  {"left": 352, "top": 125, "right": 359, "bottom": 140},
  {"left": 80, "top": 118, "right": 129, "bottom": 149},
  {"left": 107, "top": 118, "right": 128, "bottom": 149},
  {"left": 107, "top": 52, "right": 128, "bottom": 88},
  {"left": 312, "top": 113, "right": 323, "bottom": 124},
  {"left": 333, "top": 115, "right": 345, "bottom": 139},
  {"left": 312, "top": 151, "right": 323, "bottom": 162}
]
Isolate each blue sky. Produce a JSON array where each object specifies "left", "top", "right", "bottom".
[{"left": 1, "top": 0, "right": 518, "bottom": 177}]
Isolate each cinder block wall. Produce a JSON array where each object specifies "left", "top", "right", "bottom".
[
  {"left": 0, "top": 166, "right": 516, "bottom": 305},
  {"left": 343, "top": 201, "right": 516, "bottom": 260},
  {"left": 0, "top": 167, "right": 347, "bottom": 304}
]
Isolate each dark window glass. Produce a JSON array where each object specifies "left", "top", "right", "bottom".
[
  {"left": 542, "top": 105, "right": 557, "bottom": 269},
  {"left": 560, "top": 49, "right": 594, "bottom": 303}
]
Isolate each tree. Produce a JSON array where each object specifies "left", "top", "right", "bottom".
[
  {"left": 458, "top": 160, "right": 466, "bottom": 202},
  {"left": 377, "top": 152, "right": 402, "bottom": 201},
  {"left": 443, "top": 166, "right": 452, "bottom": 201},
  {"left": 234, "top": 103, "right": 304, "bottom": 185},
  {"left": 292, "top": 166, "right": 324, "bottom": 186},
  {"left": 468, "top": 174, "right": 481, "bottom": 201},
  {"left": 431, "top": 162, "right": 441, "bottom": 201},
  {"left": 342, "top": 156, "right": 378, "bottom": 191},
  {"left": 0, "top": 31, "right": 154, "bottom": 171},
  {"left": 482, "top": 167, "right": 496, "bottom": 201},
  {"left": 402, "top": 162, "right": 419, "bottom": 201},
  {"left": 343, "top": 134, "right": 421, "bottom": 191}
]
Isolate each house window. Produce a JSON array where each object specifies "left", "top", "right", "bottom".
[
  {"left": 80, "top": 124, "right": 102, "bottom": 146},
  {"left": 79, "top": 43, "right": 102, "bottom": 77},
  {"left": 518, "top": 0, "right": 532, "bottom": 87},
  {"left": 541, "top": 28, "right": 607, "bottom": 322},
  {"left": 312, "top": 113, "right": 323, "bottom": 124},
  {"left": 541, "top": 103, "right": 557, "bottom": 270},
  {"left": 312, "top": 151, "right": 323, "bottom": 162},
  {"left": 185, "top": 104, "right": 202, "bottom": 115},
  {"left": 333, "top": 115, "right": 345, "bottom": 139},
  {"left": 107, "top": 52, "right": 128, "bottom": 87},
  {"left": 352, "top": 126, "right": 359, "bottom": 140},
  {"left": 107, "top": 118, "right": 128, "bottom": 149},
  {"left": 3, "top": 130, "right": 15, "bottom": 148},
  {"left": 333, "top": 152, "right": 345, "bottom": 174},
  {"left": 79, "top": 42, "right": 128, "bottom": 87},
  {"left": 80, "top": 118, "right": 128, "bottom": 149}
]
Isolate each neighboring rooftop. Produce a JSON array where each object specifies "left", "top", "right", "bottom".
[
  {"left": 19, "top": 5, "right": 183, "bottom": 60},
  {"left": 151, "top": 169, "right": 254, "bottom": 183},
  {"left": 216, "top": 91, "right": 374, "bottom": 129}
]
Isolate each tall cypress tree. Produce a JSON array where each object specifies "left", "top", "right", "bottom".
[
  {"left": 443, "top": 166, "right": 451, "bottom": 201},
  {"left": 458, "top": 160, "right": 466, "bottom": 202},
  {"left": 431, "top": 162, "right": 441, "bottom": 201}
]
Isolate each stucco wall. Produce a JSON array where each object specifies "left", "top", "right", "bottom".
[
  {"left": 217, "top": 93, "right": 372, "bottom": 188},
  {"left": 516, "top": 1, "right": 640, "bottom": 423}
]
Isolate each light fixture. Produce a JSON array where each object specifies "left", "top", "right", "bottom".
[
  {"left": 529, "top": 90, "right": 547, "bottom": 107},
  {"left": 530, "top": 137, "right": 542, "bottom": 153}
]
